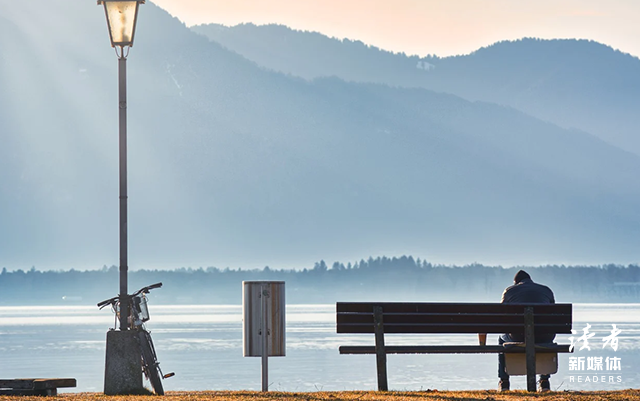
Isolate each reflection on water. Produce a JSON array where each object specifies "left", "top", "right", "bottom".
[
  {"left": 0, "top": 304, "right": 638, "bottom": 392},
  {"left": 574, "top": 304, "right": 640, "bottom": 323}
]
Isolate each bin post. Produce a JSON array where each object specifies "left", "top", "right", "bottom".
[{"left": 261, "top": 283, "right": 269, "bottom": 392}]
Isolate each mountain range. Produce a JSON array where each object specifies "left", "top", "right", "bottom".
[
  {"left": 1, "top": 1, "right": 640, "bottom": 270},
  {"left": 193, "top": 23, "right": 640, "bottom": 156}
]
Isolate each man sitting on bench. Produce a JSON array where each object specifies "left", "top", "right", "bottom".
[{"left": 498, "top": 270, "right": 556, "bottom": 392}]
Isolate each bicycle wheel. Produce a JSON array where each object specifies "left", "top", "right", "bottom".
[{"left": 138, "top": 330, "right": 164, "bottom": 395}]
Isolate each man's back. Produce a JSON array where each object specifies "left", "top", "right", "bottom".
[
  {"left": 501, "top": 273, "right": 555, "bottom": 342},
  {"left": 501, "top": 278, "right": 555, "bottom": 304}
]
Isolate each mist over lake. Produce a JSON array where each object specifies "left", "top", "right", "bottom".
[{"left": 2, "top": 261, "right": 639, "bottom": 305}]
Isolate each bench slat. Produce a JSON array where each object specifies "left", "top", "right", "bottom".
[
  {"left": 338, "top": 312, "right": 571, "bottom": 321},
  {"left": 338, "top": 313, "right": 571, "bottom": 325},
  {"left": 337, "top": 302, "right": 572, "bottom": 315},
  {"left": 337, "top": 303, "right": 572, "bottom": 334},
  {"left": 33, "top": 379, "right": 77, "bottom": 389},
  {"left": 0, "top": 379, "right": 77, "bottom": 389},
  {"left": 0, "top": 380, "right": 35, "bottom": 390},
  {"left": 338, "top": 323, "right": 571, "bottom": 334},
  {"left": 339, "top": 344, "right": 572, "bottom": 354}
]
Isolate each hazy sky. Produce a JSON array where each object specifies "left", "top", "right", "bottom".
[{"left": 151, "top": 0, "right": 640, "bottom": 57}]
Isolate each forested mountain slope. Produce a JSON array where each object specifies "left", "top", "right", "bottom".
[{"left": 193, "top": 24, "right": 640, "bottom": 155}]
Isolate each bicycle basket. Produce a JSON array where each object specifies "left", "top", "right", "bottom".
[{"left": 133, "top": 294, "right": 150, "bottom": 322}]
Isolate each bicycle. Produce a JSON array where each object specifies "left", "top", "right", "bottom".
[{"left": 98, "top": 282, "right": 174, "bottom": 395}]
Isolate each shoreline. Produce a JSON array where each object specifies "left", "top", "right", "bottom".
[{"left": 2, "top": 390, "right": 640, "bottom": 401}]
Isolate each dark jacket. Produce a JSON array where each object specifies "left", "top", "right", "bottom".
[
  {"left": 501, "top": 278, "right": 555, "bottom": 304},
  {"left": 501, "top": 278, "right": 555, "bottom": 342}
]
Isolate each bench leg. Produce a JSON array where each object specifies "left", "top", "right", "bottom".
[
  {"left": 524, "top": 306, "right": 537, "bottom": 392},
  {"left": 373, "top": 306, "right": 388, "bottom": 391}
]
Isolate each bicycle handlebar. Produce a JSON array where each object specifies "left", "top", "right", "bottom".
[
  {"left": 96, "top": 282, "right": 163, "bottom": 308},
  {"left": 97, "top": 296, "right": 119, "bottom": 309},
  {"left": 132, "top": 282, "right": 163, "bottom": 297}
]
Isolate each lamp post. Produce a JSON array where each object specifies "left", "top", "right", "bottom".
[{"left": 98, "top": 0, "right": 144, "bottom": 332}]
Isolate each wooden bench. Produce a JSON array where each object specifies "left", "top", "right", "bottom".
[
  {"left": 337, "top": 302, "right": 572, "bottom": 392},
  {"left": 0, "top": 379, "right": 77, "bottom": 396}
]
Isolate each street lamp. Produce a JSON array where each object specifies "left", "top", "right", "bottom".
[
  {"left": 98, "top": 0, "right": 145, "bottom": 394},
  {"left": 100, "top": 0, "right": 143, "bottom": 49},
  {"left": 98, "top": 0, "right": 144, "bottom": 331}
]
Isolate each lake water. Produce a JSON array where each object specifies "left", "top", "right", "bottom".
[{"left": 1, "top": 304, "right": 639, "bottom": 392}]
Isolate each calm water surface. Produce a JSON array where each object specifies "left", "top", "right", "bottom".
[{"left": 0, "top": 304, "right": 639, "bottom": 392}]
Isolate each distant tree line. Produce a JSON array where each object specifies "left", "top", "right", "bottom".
[{"left": 1, "top": 256, "right": 639, "bottom": 305}]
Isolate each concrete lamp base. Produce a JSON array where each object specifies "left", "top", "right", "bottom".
[{"left": 104, "top": 330, "right": 143, "bottom": 395}]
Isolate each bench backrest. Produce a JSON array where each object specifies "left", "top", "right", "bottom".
[{"left": 337, "top": 302, "right": 572, "bottom": 336}]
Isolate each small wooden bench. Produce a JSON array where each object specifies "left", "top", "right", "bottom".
[
  {"left": 0, "top": 379, "right": 77, "bottom": 396},
  {"left": 337, "top": 302, "right": 572, "bottom": 392}
]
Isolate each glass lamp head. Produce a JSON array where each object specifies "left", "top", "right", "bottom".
[{"left": 98, "top": 0, "right": 145, "bottom": 48}]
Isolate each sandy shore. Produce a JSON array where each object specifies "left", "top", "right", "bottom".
[{"left": 2, "top": 390, "right": 640, "bottom": 401}]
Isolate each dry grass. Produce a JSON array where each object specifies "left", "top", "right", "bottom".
[{"left": 2, "top": 390, "right": 640, "bottom": 401}]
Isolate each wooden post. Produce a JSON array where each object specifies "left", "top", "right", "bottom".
[
  {"left": 373, "top": 305, "right": 388, "bottom": 391},
  {"left": 524, "top": 306, "right": 536, "bottom": 392}
]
